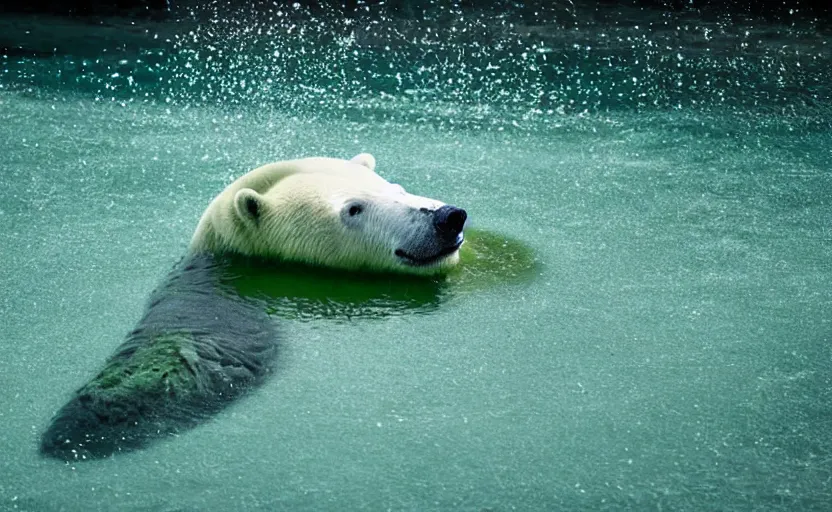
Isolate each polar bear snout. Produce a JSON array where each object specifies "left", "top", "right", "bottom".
[{"left": 433, "top": 205, "right": 467, "bottom": 238}]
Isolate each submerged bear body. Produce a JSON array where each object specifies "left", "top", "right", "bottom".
[{"left": 40, "top": 254, "right": 277, "bottom": 459}]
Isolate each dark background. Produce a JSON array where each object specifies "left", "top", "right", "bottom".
[{"left": 0, "top": 0, "right": 830, "bottom": 23}]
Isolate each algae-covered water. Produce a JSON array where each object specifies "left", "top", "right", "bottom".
[{"left": 1, "top": 3, "right": 831, "bottom": 510}]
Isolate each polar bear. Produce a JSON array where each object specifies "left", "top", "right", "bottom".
[
  {"left": 40, "top": 153, "right": 467, "bottom": 460},
  {"left": 190, "top": 153, "right": 467, "bottom": 274}
]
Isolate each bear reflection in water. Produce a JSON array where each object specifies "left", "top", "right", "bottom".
[{"left": 232, "top": 228, "right": 537, "bottom": 321}]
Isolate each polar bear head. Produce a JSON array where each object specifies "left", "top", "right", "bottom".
[{"left": 190, "top": 153, "right": 467, "bottom": 275}]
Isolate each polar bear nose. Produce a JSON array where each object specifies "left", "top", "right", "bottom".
[{"left": 433, "top": 205, "right": 467, "bottom": 236}]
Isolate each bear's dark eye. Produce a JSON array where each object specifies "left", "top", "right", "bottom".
[{"left": 348, "top": 205, "right": 363, "bottom": 217}]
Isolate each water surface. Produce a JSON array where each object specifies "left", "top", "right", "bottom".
[{"left": 1, "top": 4, "right": 830, "bottom": 510}]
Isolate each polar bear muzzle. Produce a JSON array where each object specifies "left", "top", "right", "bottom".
[{"left": 395, "top": 205, "right": 467, "bottom": 267}]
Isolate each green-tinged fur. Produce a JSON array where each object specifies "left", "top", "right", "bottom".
[{"left": 82, "top": 333, "right": 200, "bottom": 402}]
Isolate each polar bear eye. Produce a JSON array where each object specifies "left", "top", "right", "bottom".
[{"left": 341, "top": 202, "right": 367, "bottom": 225}]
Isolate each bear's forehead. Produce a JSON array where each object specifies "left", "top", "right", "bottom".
[
  {"left": 260, "top": 171, "right": 445, "bottom": 211},
  {"left": 269, "top": 171, "right": 394, "bottom": 195}
]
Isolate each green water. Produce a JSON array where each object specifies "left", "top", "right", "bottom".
[{"left": 1, "top": 5, "right": 831, "bottom": 510}]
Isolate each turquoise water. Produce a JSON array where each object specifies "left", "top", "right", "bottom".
[{"left": 1, "top": 5, "right": 831, "bottom": 510}]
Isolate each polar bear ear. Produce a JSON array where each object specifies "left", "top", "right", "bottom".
[
  {"left": 233, "top": 188, "right": 264, "bottom": 223},
  {"left": 350, "top": 153, "right": 376, "bottom": 171}
]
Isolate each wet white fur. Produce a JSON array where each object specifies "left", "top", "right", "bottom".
[{"left": 190, "top": 153, "right": 461, "bottom": 274}]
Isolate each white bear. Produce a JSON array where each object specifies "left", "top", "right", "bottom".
[
  {"left": 40, "top": 153, "right": 469, "bottom": 461},
  {"left": 190, "top": 153, "right": 467, "bottom": 274}
]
